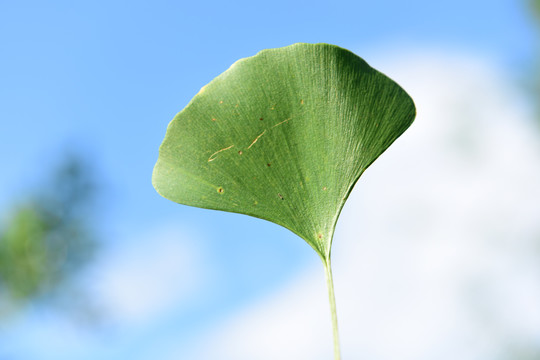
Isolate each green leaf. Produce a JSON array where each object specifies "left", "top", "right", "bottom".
[{"left": 153, "top": 43, "right": 415, "bottom": 259}]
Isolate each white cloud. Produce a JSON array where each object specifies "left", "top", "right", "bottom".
[
  {"left": 180, "top": 50, "right": 540, "bottom": 359},
  {"left": 89, "top": 223, "right": 208, "bottom": 327},
  {"left": 0, "top": 222, "right": 210, "bottom": 360}
]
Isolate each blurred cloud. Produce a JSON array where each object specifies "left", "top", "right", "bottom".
[
  {"left": 89, "top": 223, "right": 208, "bottom": 327},
  {"left": 178, "top": 49, "right": 540, "bottom": 360},
  {"left": 0, "top": 222, "right": 211, "bottom": 360},
  {"left": 0, "top": 139, "right": 221, "bottom": 358}
]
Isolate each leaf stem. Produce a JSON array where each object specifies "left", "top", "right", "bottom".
[{"left": 323, "top": 256, "right": 341, "bottom": 360}]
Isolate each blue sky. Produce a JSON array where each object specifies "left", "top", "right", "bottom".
[
  {"left": 1, "top": 0, "right": 536, "bottom": 205},
  {"left": 0, "top": 0, "right": 536, "bottom": 212},
  {"left": 1, "top": 1, "right": 539, "bottom": 359}
]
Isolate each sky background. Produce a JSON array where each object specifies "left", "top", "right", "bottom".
[{"left": 1, "top": 0, "right": 540, "bottom": 359}]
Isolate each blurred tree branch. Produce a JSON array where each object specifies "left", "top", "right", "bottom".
[
  {"left": 0, "top": 155, "right": 98, "bottom": 316},
  {"left": 533, "top": 0, "right": 540, "bottom": 19}
]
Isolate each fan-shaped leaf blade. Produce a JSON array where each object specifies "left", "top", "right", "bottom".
[{"left": 153, "top": 43, "right": 415, "bottom": 258}]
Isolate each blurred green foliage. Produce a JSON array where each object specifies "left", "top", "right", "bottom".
[
  {"left": 0, "top": 156, "right": 97, "bottom": 312},
  {"left": 533, "top": 0, "right": 540, "bottom": 18}
]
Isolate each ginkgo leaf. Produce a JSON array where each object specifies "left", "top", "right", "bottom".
[{"left": 152, "top": 43, "right": 415, "bottom": 259}]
